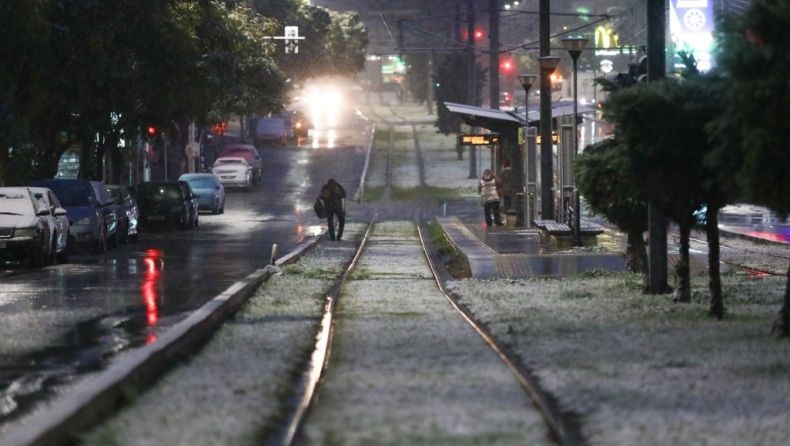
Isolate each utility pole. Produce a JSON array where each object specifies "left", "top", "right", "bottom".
[
  {"left": 467, "top": 0, "right": 478, "bottom": 179},
  {"left": 539, "top": 0, "right": 553, "bottom": 219},
  {"left": 489, "top": 0, "right": 499, "bottom": 110},
  {"left": 646, "top": 0, "right": 669, "bottom": 294}
]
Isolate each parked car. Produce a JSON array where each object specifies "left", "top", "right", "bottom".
[
  {"left": 254, "top": 117, "right": 288, "bottom": 146},
  {"left": 29, "top": 178, "right": 113, "bottom": 254},
  {"left": 107, "top": 184, "right": 139, "bottom": 243},
  {"left": 89, "top": 181, "right": 120, "bottom": 247},
  {"left": 211, "top": 157, "right": 254, "bottom": 191},
  {"left": 217, "top": 144, "right": 262, "bottom": 184},
  {"left": 179, "top": 173, "right": 225, "bottom": 214},
  {"left": 0, "top": 187, "right": 58, "bottom": 267},
  {"left": 136, "top": 181, "right": 199, "bottom": 230},
  {"left": 29, "top": 187, "right": 70, "bottom": 264}
]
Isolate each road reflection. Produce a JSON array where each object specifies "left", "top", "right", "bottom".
[{"left": 141, "top": 249, "right": 163, "bottom": 343}]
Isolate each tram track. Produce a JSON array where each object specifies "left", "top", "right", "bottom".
[{"left": 265, "top": 217, "right": 578, "bottom": 446}]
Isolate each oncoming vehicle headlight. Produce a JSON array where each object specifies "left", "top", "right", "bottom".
[
  {"left": 75, "top": 217, "right": 93, "bottom": 226},
  {"left": 14, "top": 228, "right": 40, "bottom": 238}
]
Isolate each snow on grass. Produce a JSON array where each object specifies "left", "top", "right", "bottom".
[
  {"left": 392, "top": 126, "right": 421, "bottom": 189},
  {"left": 446, "top": 266, "right": 790, "bottom": 446},
  {"left": 360, "top": 105, "right": 478, "bottom": 201},
  {"left": 702, "top": 236, "right": 790, "bottom": 276},
  {"left": 79, "top": 224, "right": 367, "bottom": 446},
  {"left": 365, "top": 130, "right": 390, "bottom": 190},
  {"left": 299, "top": 221, "right": 554, "bottom": 446},
  {"left": 417, "top": 123, "right": 480, "bottom": 198}
]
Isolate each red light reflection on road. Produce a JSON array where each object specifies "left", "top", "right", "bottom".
[
  {"left": 141, "top": 250, "right": 163, "bottom": 342},
  {"left": 742, "top": 230, "right": 790, "bottom": 244}
]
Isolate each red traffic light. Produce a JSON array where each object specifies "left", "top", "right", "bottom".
[
  {"left": 474, "top": 29, "right": 484, "bottom": 41},
  {"left": 147, "top": 126, "right": 157, "bottom": 136},
  {"left": 500, "top": 59, "right": 513, "bottom": 71}
]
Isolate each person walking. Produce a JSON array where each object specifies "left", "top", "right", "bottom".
[
  {"left": 478, "top": 169, "right": 503, "bottom": 227},
  {"left": 501, "top": 158, "right": 513, "bottom": 211},
  {"left": 320, "top": 178, "right": 346, "bottom": 241}
]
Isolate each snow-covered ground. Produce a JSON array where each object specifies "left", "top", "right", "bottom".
[{"left": 447, "top": 244, "right": 790, "bottom": 446}]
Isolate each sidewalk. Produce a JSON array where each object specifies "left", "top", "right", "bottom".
[
  {"left": 435, "top": 199, "right": 628, "bottom": 279},
  {"left": 432, "top": 199, "right": 778, "bottom": 279}
]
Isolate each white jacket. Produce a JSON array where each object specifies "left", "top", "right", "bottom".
[{"left": 478, "top": 174, "right": 500, "bottom": 205}]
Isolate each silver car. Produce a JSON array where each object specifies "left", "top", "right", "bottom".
[
  {"left": 0, "top": 187, "right": 62, "bottom": 267},
  {"left": 29, "top": 187, "right": 70, "bottom": 263},
  {"left": 212, "top": 157, "right": 254, "bottom": 191}
]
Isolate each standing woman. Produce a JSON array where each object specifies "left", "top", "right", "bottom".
[{"left": 478, "top": 169, "right": 503, "bottom": 227}]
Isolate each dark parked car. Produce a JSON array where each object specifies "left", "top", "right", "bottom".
[
  {"left": 29, "top": 178, "right": 115, "bottom": 254},
  {"left": 107, "top": 184, "right": 139, "bottom": 243},
  {"left": 136, "top": 181, "right": 199, "bottom": 230}
]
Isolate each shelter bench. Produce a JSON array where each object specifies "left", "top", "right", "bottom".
[{"left": 533, "top": 219, "right": 605, "bottom": 248}]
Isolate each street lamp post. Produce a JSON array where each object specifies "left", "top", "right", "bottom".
[
  {"left": 517, "top": 74, "right": 537, "bottom": 106},
  {"left": 537, "top": 55, "right": 560, "bottom": 221},
  {"left": 561, "top": 37, "right": 588, "bottom": 247},
  {"left": 517, "top": 74, "right": 538, "bottom": 227}
]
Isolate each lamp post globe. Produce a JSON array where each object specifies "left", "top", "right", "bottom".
[{"left": 517, "top": 74, "right": 538, "bottom": 107}]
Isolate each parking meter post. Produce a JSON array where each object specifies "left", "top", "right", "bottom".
[{"left": 515, "top": 192, "right": 525, "bottom": 227}]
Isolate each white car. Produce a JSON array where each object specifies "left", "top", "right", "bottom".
[
  {"left": 0, "top": 187, "right": 65, "bottom": 267},
  {"left": 212, "top": 157, "right": 254, "bottom": 190},
  {"left": 29, "top": 187, "right": 70, "bottom": 263}
]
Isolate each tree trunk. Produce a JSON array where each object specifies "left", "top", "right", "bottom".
[
  {"left": 626, "top": 229, "right": 648, "bottom": 274},
  {"left": 775, "top": 258, "right": 790, "bottom": 337},
  {"left": 673, "top": 222, "right": 692, "bottom": 303},
  {"left": 706, "top": 207, "right": 723, "bottom": 319}
]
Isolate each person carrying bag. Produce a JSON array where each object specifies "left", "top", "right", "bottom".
[{"left": 319, "top": 178, "right": 346, "bottom": 241}]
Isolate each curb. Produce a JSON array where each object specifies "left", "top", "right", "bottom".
[{"left": 0, "top": 236, "right": 323, "bottom": 446}]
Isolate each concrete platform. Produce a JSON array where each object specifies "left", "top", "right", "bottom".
[{"left": 436, "top": 215, "right": 628, "bottom": 279}]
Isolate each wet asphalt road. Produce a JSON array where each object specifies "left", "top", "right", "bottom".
[{"left": 0, "top": 93, "right": 371, "bottom": 429}]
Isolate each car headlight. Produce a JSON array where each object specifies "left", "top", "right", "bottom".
[{"left": 14, "top": 228, "right": 40, "bottom": 238}]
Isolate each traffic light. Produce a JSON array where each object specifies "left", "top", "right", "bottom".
[
  {"left": 462, "top": 28, "right": 486, "bottom": 42},
  {"left": 147, "top": 126, "right": 157, "bottom": 136},
  {"left": 500, "top": 59, "right": 513, "bottom": 72}
]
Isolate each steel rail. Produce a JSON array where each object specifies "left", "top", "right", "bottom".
[
  {"left": 415, "top": 218, "right": 584, "bottom": 446},
  {"left": 268, "top": 220, "right": 375, "bottom": 446}
]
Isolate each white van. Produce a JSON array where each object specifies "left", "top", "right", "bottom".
[{"left": 255, "top": 118, "right": 288, "bottom": 146}]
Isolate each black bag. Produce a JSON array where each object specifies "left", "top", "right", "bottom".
[{"left": 313, "top": 198, "right": 327, "bottom": 219}]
